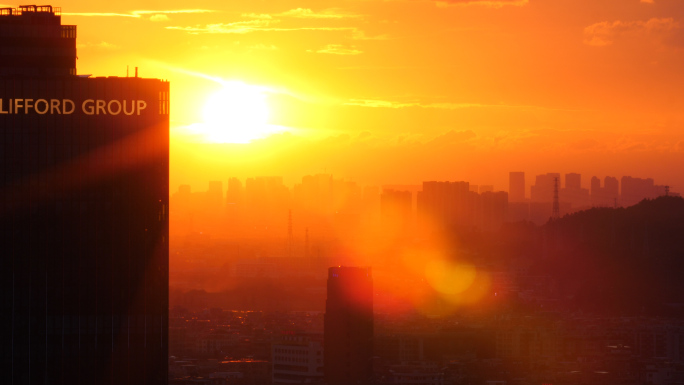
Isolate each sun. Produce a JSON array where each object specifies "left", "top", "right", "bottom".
[{"left": 198, "top": 81, "right": 274, "bottom": 143}]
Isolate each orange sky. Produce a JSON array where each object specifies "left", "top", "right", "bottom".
[{"left": 46, "top": 0, "right": 684, "bottom": 192}]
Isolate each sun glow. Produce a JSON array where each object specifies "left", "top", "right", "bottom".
[{"left": 195, "top": 80, "right": 278, "bottom": 143}]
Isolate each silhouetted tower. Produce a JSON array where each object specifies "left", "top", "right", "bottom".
[
  {"left": 0, "top": 6, "right": 169, "bottom": 385},
  {"left": 324, "top": 267, "right": 373, "bottom": 385},
  {"left": 551, "top": 177, "right": 560, "bottom": 220},
  {"left": 665, "top": 185, "right": 670, "bottom": 197}
]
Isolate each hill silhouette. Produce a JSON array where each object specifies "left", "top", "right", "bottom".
[{"left": 541, "top": 196, "right": 684, "bottom": 314}]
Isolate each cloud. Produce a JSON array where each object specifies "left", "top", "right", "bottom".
[
  {"left": 343, "top": 99, "right": 578, "bottom": 111},
  {"left": 241, "top": 13, "right": 272, "bottom": 19},
  {"left": 427, "top": 130, "right": 477, "bottom": 145},
  {"left": 76, "top": 41, "right": 119, "bottom": 50},
  {"left": 435, "top": 0, "right": 529, "bottom": 8},
  {"left": 345, "top": 99, "right": 418, "bottom": 108},
  {"left": 311, "top": 44, "right": 363, "bottom": 55},
  {"left": 63, "top": 9, "right": 214, "bottom": 18},
  {"left": 278, "top": 8, "right": 362, "bottom": 19},
  {"left": 63, "top": 12, "right": 138, "bottom": 17},
  {"left": 167, "top": 20, "right": 355, "bottom": 34},
  {"left": 351, "top": 30, "right": 391, "bottom": 40},
  {"left": 132, "top": 9, "right": 213, "bottom": 15},
  {"left": 584, "top": 17, "right": 679, "bottom": 46},
  {"left": 149, "top": 14, "right": 170, "bottom": 22},
  {"left": 167, "top": 19, "right": 277, "bottom": 34}
]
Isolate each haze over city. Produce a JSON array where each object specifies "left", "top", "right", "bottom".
[
  {"left": 4, "top": 1, "right": 684, "bottom": 385},
  {"left": 53, "top": 0, "right": 684, "bottom": 190}
]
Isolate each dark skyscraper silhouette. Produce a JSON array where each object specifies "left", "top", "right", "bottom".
[
  {"left": 0, "top": 5, "right": 76, "bottom": 77},
  {"left": 324, "top": 266, "right": 373, "bottom": 385},
  {"left": 0, "top": 6, "right": 169, "bottom": 385}
]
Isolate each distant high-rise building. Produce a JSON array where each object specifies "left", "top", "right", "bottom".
[
  {"left": 418, "top": 181, "right": 473, "bottom": 227},
  {"left": 591, "top": 176, "right": 620, "bottom": 207},
  {"left": 509, "top": 172, "right": 525, "bottom": 202},
  {"left": 381, "top": 189, "right": 412, "bottom": 228},
  {"left": 565, "top": 173, "right": 581, "bottom": 190},
  {"left": 530, "top": 173, "right": 560, "bottom": 203},
  {"left": 605, "top": 176, "right": 619, "bottom": 205},
  {"left": 480, "top": 191, "right": 508, "bottom": 231},
  {"left": 227, "top": 177, "right": 243, "bottom": 205},
  {"left": 479, "top": 185, "right": 494, "bottom": 194},
  {"left": 0, "top": 6, "right": 168, "bottom": 385},
  {"left": 324, "top": 266, "right": 373, "bottom": 385},
  {"left": 272, "top": 334, "right": 324, "bottom": 384},
  {"left": 621, "top": 176, "right": 655, "bottom": 206},
  {"left": 560, "top": 173, "right": 590, "bottom": 208},
  {"left": 207, "top": 180, "right": 224, "bottom": 210}
]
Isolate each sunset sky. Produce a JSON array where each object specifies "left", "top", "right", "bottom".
[{"left": 46, "top": 0, "right": 684, "bottom": 192}]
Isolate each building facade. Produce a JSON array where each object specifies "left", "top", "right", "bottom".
[
  {"left": 324, "top": 266, "right": 373, "bottom": 385},
  {"left": 272, "top": 334, "right": 324, "bottom": 384},
  {"left": 0, "top": 6, "right": 169, "bottom": 385}
]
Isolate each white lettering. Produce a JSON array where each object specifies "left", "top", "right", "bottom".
[
  {"left": 82, "top": 99, "right": 95, "bottom": 115},
  {"left": 35, "top": 99, "right": 49, "bottom": 114}
]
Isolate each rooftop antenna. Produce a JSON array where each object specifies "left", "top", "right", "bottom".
[
  {"left": 135, "top": 67, "right": 138, "bottom": 78},
  {"left": 127, "top": 65, "right": 129, "bottom": 77},
  {"left": 665, "top": 186, "right": 670, "bottom": 197},
  {"left": 551, "top": 177, "right": 560, "bottom": 220}
]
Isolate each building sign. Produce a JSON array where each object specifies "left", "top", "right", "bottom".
[{"left": 0, "top": 98, "right": 148, "bottom": 115}]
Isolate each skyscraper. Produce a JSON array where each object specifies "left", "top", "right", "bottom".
[
  {"left": 530, "top": 173, "right": 560, "bottom": 202},
  {"left": 324, "top": 266, "right": 373, "bottom": 385},
  {"left": 509, "top": 172, "right": 525, "bottom": 202},
  {"left": 0, "top": 6, "right": 169, "bottom": 385}
]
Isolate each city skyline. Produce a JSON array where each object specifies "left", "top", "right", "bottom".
[
  {"left": 5, "top": 3, "right": 684, "bottom": 385},
  {"left": 42, "top": 1, "right": 684, "bottom": 191}
]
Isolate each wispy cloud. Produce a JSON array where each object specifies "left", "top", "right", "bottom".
[
  {"left": 584, "top": 17, "right": 679, "bottom": 46},
  {"left": 166, "top": 19, "right": 275, "bottom": 34},
  {"left": 241, "top": 13, "right": 273, "bottom": 19},
  {"left": 250, "top": 44, "right": 278, "bottom": 50},
  {"left": 345, "top": 99, "right": 418, "bottom": 108},
  {"left": 76, "top": 41, "right": 119, "bottom": 50},
  {"left": 351, "top": 30, "right": 391, "bottom": 40},
  {"left": 63, "top": 9, "right": 214, "bottom": 18},
  {"left": 166, "top": 20, "right": 356, "bottom": 34},
  {"left": 278, "top": 8, "right": 362, "bottom": 19},
  {"left": 149, "top": 14, "right": 170, "bottom": 22},
  {"left": 435, "top": 0, "right": 529, "bottom": 8},
  {"left": 310, "top": 44, "right": 363, "bottom": 55},
  {"left": 132, "top": 9, "right": 214, "bottom": 15},
  {"left": 63, "top": 12, "right": 138, "bottom": 17},
  {"left": 344, "top": 98, "right": 581, "bottom": 111}
]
